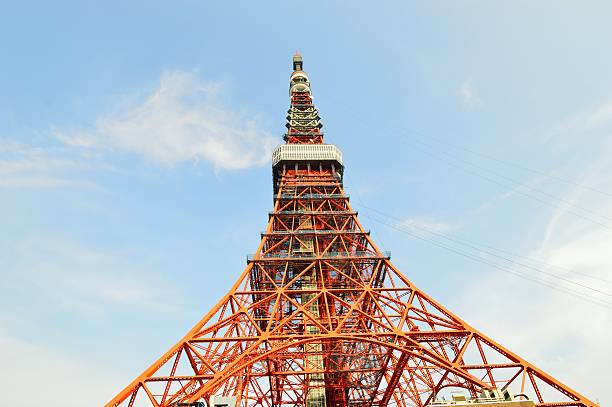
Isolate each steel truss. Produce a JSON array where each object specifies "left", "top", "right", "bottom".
[{"left": 106, "top": 55, "right": 596, "bottom": 407}]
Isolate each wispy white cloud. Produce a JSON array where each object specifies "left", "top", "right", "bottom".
[
  {"left": 0, "top": 176, "right": 100, "bottom": 189},
  {"left": 402, "top": 216, "right": 454, "bottom": 234},
  {"left": 544, "top": 99, "right": 612, "bottom": 143},
  {"left": 459, "top": 79, "right": 482, "bottom": 107},
  {"left": 473, "top": 173, "right": 553, "bottom": 214},
  {"left": 472, "top": 97, "right": 612, "bottom": 215},
  {"left": 0, "top": 71, "right": 276, "bottom": 189},
  {"left": 586, "top": 101, "right": 612, "bottom": 127},
  {"left": 0, "top": 140, "right": 104, "bottom": 190},
  {"left": 55, "top": 71, "right": 277, "bottom": 171},
  {"left": 0, "top": 332, "right": 121, "bottom": 407},
  {"left": 458, "top": 142, "right": 612, "bottom": 405},
  {"left": 7, "top": 236, "right": 182, "bottom": 312}
]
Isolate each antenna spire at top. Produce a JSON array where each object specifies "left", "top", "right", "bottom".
[{"left": 292, "top": 52, "right": 303, "bottom": 71}]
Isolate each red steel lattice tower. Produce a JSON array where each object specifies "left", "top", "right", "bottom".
[{"left": 106, "top": 54, "right": 597, "bottom": 407}]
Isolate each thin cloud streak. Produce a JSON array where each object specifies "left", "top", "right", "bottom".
[
  {"left": 473, "top": 173, "right": 553, "bottom": 214},
  {"left": 459, "top": 79, "right": 482, "bottom": 108},
  {"left": 459, "top": 144, "right": 612, "bottom": 406},
  {"left": 544, "top": 99, "right": 612, "bottom": 143},
  {"left": 586, "top": 101, "right": 612, "bottom": 127},
  {"left": 0, "top": 140, "right": 104, "bottom": 190},
  {"left": 0, "top": 176, "right": 102, "bottom": 190},
  {"left": 402, "top": 216, "right": 454, "bottom": 234}
]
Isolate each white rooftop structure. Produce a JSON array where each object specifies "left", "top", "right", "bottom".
[{"left": 272, "top": 144, "right": 343, "bottom": 167}]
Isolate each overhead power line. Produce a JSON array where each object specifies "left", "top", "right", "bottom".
[
  {"left": 353, "top": 200, "right": 612, "bottom": 311},
  {"left": 364, "top": 212, "right": 612, "bottom": 310},
  {"left": 414, "top": 133, "right": 612, "bottom": 199},
  {"left": 360, "top": 202, "right": 612, "bottom": 290},
  {"left": 409, "top": 142, "right": 612, "bottom": 231}
]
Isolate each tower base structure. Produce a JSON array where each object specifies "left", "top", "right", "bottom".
[{"left": 105, "top": 54, "right": 596, "bottom": 407}]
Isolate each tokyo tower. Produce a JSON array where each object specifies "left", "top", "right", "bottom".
[{"left": 106, "top": 54, "right": 597, "bottom": 407}]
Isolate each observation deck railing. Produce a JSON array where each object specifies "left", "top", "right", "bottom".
[
  {"left": 271, "top": 210, "right": 356, "bottom": 215},
  {"left": 262, "top": 229, "right": 369, "bottom": 235},
  {"left": 277, "top": 193, "right": 348, "bottom": 200},
  {"left": 272, "top": 144, "right": 343, "bottom": 167},
  {"left": 247, "top": 250, "right": 391, "bottom": 262}
]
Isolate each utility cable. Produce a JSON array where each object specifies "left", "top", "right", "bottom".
[
  {"left": 412, "top": 139, "right": 612, "bottom": 224},
  {"left": 358, "top": 203, "right": 612, "bottom": 297},
  {"left": 411, "top": 132, "right": 612, "bottom": 198},
  {"left": 409, "top": 144, "right": 612, "bottom": 231},
  {"left": 360, "top": 212, "right": 612, "bottom": 310}
]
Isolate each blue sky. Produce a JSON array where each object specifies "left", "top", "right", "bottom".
[{"left": 1, "top": 1, "right": 612, "bottom": 405}]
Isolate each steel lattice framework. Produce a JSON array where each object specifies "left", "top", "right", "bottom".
[{"left": 106, "top": 54, "right": 596, "bottom": 407}]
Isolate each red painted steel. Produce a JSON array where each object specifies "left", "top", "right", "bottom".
[{"left": 105, "top": 55, "right": 596, "bottom": 407}]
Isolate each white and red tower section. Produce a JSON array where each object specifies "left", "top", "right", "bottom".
[{"left": 106, "top": 54, "right": 596, "bottom": 407}]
